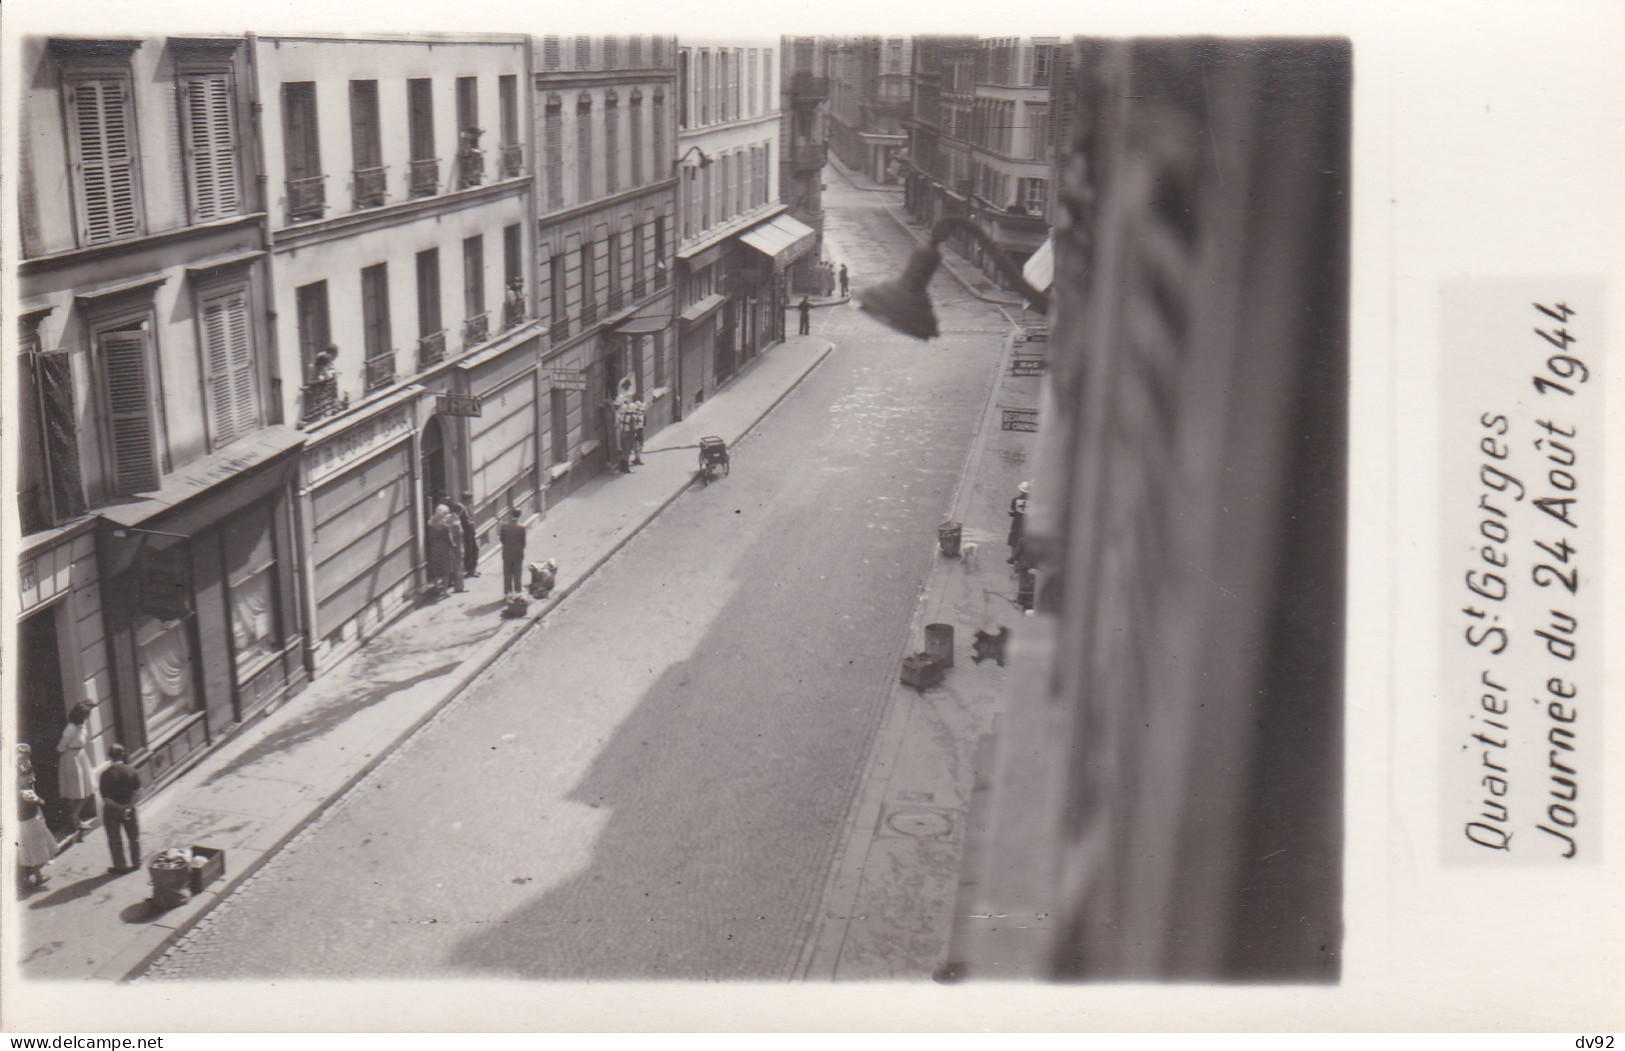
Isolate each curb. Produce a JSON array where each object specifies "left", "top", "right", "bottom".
[{"left": 118, "top": 340, "right": 835, "bottom": 981}]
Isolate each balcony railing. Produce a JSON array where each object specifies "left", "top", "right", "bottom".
[
  {"left": 462, "top": 312, "right": 490, "bottom": 348},
  {"left": 300, "top": 375, "right": 343, "bottom": 426},
  {"left": 790, "top": 142, "right": 827, "bottom": 173},
  {"left": 364, "top": 353, "right": 396, "bottom": 393},
  {"left": 653, "top": 266, "right": 668, "bottom": 291},
  {"left": 354, "top": 165, "right": 388, "bottom": 209},
  {"left": 502, "top": 298, "right": 526, "bottom": 331},
  {"left": 632, "top": 276, "right": 647, "bottom": 300},
  {"left": 500, "top": 144, "right": 524, "bottom": 178},
  {"left": 550, "top": 317, "right": 571, "bottom": 341},
  {"left": 607, "top": 288, "right": 624, "bottom": 314},
  {"left": 417, "top": 330, "right": 447, "bottom": 370},
  {"left": 457, "top": 150, "right": 484, "bottom": 189},
  {"left": 286, "top": 175, "right": 326, "bottom": 223},
  {"left": 580, "top": 301, "right": 598, "bottom": 326},
  {"left": 409, "top": 158, "right": 439, "bottom": 198},
  {"left": 790, "top": 72, "right": 830, "bottom": 102}
]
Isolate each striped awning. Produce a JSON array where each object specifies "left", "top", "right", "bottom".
[{"left": 738, "top": 214, "right": 817, "bottom": 270}]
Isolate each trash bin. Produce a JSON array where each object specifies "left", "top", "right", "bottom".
[
  {"left": 937, "top": 521, "right": 962, "bottom": 558},
  {"left": 148, "top": 858, "right": 192, "bottom": 910},
  {"left": 925, "top": 623, "right": 955, "bottom": 669}
]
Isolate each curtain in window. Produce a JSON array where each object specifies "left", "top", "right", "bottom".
[
  {"left": 137, "top": 616, "right": 195, "bottom": 735},
  {"left": 230, "top": 566, "right": 276, "bottom": 670}
]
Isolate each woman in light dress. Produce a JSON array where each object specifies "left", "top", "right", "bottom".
[{"left": 57, "top": 702, "right": 97, "bottom": 831}]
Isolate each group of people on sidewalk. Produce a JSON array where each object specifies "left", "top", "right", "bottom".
[
  {"left": 425, "top": 491, "right": 480, "bottom": 596},
  {"left": 16, "top": 716, "right": 146, "bottom": 894}
]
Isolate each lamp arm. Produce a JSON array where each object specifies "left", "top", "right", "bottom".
[{"left": 927, "top": 216, "right": 1050, "bottom": 314}]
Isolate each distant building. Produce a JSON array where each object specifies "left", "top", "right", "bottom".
[
  {"left": 779, "top": 36, "right": 831, "bottom": 294},
  {"left": 825, "top": 36, "right": 912, "bottom": 186},
  {"left": 15, "top": 34, "right": 306, "bottom": 802},
  {"left": 251, "top": 32, "right": 537, "bottom": 672},
  {"left": 532, "top": 35, "right": 680, "bottom": 493},
  {"left": 902, "top": 36, "right": 1055, "bottom": 288},
  {"left": 675, "top": 38, "right": 812, "bottom": 416}
]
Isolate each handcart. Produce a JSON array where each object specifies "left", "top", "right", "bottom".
[{"left": 699, "top": 436, "right": 730, "bottom": 485}]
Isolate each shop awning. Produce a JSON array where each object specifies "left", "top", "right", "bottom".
[
  {"left": 98, "top": 425, "right": 306, "bottom": 531},
  {"left": 739, "top": 214, "right": 817, "bottom": 270},
  {"left": 679, "top": 293, "right": 727, "bottom": 325},
  {"left": 613, "top": 298, "right": 675, "bottom": 335},
  {"left": 1022, "top": 235, "right": 1054, "bottom": 293}
]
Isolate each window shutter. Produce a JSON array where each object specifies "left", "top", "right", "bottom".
[
  {"left": 201, "top": 288, "right": 258, "bottom": 448},
  {"left": 39, "top": 349, "right": 89, "bottom": 521},
  {"left": 182, "top": 73, "right": 240, "bottom": 222},
  {"left": 72, "top": 78, "right": 141, "bottom": 244},
  {"left": 102, "top": 328, "right": 159, "bottom": 493}
]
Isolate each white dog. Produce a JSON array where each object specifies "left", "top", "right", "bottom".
[{"left": 959, "top": 541, "right": 980, "bottom": 569}]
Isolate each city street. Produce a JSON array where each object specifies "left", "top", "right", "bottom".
[{"left": 144, "top": 174, "right": 1012, "bottom": 980}]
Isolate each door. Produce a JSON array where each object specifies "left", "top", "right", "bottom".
[
  {"left": 420, "top": 414, "right": 448, "bottom": 508},
  {"left": 18, "top": 608, "right": 71, "bottom": 836}
]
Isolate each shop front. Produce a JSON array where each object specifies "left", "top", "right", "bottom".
[
  {"left": 738, "top": 213, "right": 817, "bottom": 348},
  {"left": 678, "top": 294, "right": 726, "bottom": 417},
  {"left": 298, "top": 390, "right": 422, "bottom": 670},
  {"left": 458, "top": 328, "right": 545, "bottom": 531},
  {"left": 95, "top": 426, "right": 308, "bottom": 790}
]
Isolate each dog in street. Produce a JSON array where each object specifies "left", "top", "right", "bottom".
[{"left": 960, "top": 541, "right": 980, "bottom": 569}]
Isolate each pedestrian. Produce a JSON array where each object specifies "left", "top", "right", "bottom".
[
  {"left": 797, "top": 296, "right": 812, "bottom": 336},
  {"left": 57, "top": 702, "right": 96, "bottom": 832},
  {"left": 16, "top": 744, "right": 55, "bottom": 891},
  {"left": 98, "top": 743, "right": 142, "bottom": 875},
  {"left": 452, "top": 491, "right": 480, "bottom": 578},
  {"left": 839, "top": 264, "right": 850, "bottom": 297},
  {"left": 499, "top": 508, "right": 528, "bottom": 599},
  {"left": 426, "top": 504, "right": 464, "bottom": 594},
  {"left": 1006, "top": 481, "right": 1030, "bottom": 564}
]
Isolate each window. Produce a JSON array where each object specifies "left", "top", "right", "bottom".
[
  {"left": 361, "top": 264, "right": 393, "bottom": 390},
  {"left": 503, "top": 225, "right": 522, "bottom": 292},
  {"left": 282, "top": 82, "right": 322, "bottom": 221},
  {"left": 295, "top": 281, "right": 330, "bottom": 381},
  {"left": 576, "top": 95, "right": 593, "bottom": 201},
  {"left": 17, "top": 319, "right": 86, "bottom": 533},
  {"left": 98, "top": 323, "right": 159, "bottom": 494},
  {"left": 543, "top": 36, "right": 561, "bottom": 70},
  {"left": 457, "top": 77, "right": 482, "bottom": 188},
  {"left": 605, "top": 37, "right": 620, "bottom": 69},
  {"left": 499, "top": 74, "right": 520, "bottom": 177},
  {"left": 699, "top": 51, "right": 710, "bottom": 124},
  {"left": 575, "top": 36, "right": 592, "bottom": 70},
  {"left": 607, "top": 231, "right": 622, "bottom": 310},
  {"left": 629, "top": 91, "right": 643, "bottom": 188},
  {"left": 1027, "top": 103, "right": 1048, "bottom": 160},
  {"left": 654, "top": 215, "right": 666, "bottom": 275},
  {"left": 463, "top": 235, "right": 485, "bottom": 323},
  {"left": 604, "top": 93, "right": 619, "bottom": 195},
  {"left": 1022, "top": 177, "right": 1047, "bottom": 217},
  {"left": 678, "top": 52, "right": 690, "bottom": 128},
  {"left": 350, "top": 80, "right": 384, "bottom": 208},
  {"left": 1032, "top": 44, "right": 1053, "bottom": 87},
  {"left": 544, "top": 95, "right": 563, "bottom": 211},
  {"left": 198, "top": 285, "right": 261, "bottom": 450},
  {"left": 580, "top": 240, "right": 597, "bottom": 321},
  {"left": 628, "top": 36, "right": 642, "bottom": 68},
  {"left": 408, "top": 78, "right": 437, "bottom": 198},
  {"left": 653, "top": 329, "right": 666, "bottom": 390},
  {"left": 762, "top": 50, "right": 773, "bottom": 113},
  {"left": 548, "top": 251, "right": 566, "bottom": 330},
  {"left": 652, "top": 92, "right": 666, "bottom": 180},
  {"left": 633, "top": 223, "right": 646, "bottom": 294},
  {"left": 65, "top": 72, "right": 144, "bottom": 243},
  {"left": 178, "top": 70, "right": 242, "bottom": 223},
  {"left": 416, "top": 248, "right": 442, "bottom": 338}
]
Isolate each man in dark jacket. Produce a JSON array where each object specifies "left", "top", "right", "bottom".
[
  {"left": 797, "top": 297, "right": 812, "bottom": 335},
  {"left": 99, "top": 744, "right": 142, "bottom": 875},
  {"left": 453, "top": 491, "right": 480, "bottom": 578},
  {"left": 499, "top": 509, "right": 527, "bottom": 598}
]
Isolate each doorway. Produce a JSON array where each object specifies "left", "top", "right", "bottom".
[
  {"left": 18, "top": 607, "right": 72, "bottom": 837},
  {"left": 420, "top": 414, "right": 448, "bottom": 509}
]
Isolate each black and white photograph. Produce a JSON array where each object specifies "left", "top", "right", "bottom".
[{"left": 1, "top": 0, "right": 1619, "bottom": 1037}]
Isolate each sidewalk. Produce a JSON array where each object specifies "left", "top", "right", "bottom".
[
  {"left": 799, "top": 318, "right": 1043, "bottom": 978},
  {"left": 18, "top": 336, "right": 834, "bottom": 982}
]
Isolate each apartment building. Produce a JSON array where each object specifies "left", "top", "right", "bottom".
[
  {"left": 15, "top": 34, "right": 307, "bottom": 805},
  {"left": 252, "top": 33, "right": 537, "bottom": 671},
  {"left": 779, "top": 36, "right": 830, "bottom": 294},
  {"left": 532, "top": 34, "right": 680, "bottom": 488},
  {"left": 675, "top": 38, "right": 811, "bottom": 416},
  {"left": 904, "top": 36, "right": 1056, "bottom": 285},
  {"left": 827, "top": 36, "right": 912, "bottom": 185}
]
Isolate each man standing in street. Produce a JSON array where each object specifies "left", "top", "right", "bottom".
[
  {"left": 1007, "top": 481, "right": 1030, "bottom": 564},
  {"left": 797, "top": 296, "right": 812, "bottom": 336},
  {"left": 453, "top": 491, "right": 480, "bottom": 579},
  {"left": 839, "top": 264, "right": 850, "bottom": 298},
  {"left": 99, "top": 744, "right": 141, "bottom": 875},
  {"left": 499, "top": 508, "right": 527, "bottom": 599}
]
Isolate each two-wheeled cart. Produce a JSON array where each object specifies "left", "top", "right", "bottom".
[{"left": 698, "top": 436, "right": 730, "bottom": 485}]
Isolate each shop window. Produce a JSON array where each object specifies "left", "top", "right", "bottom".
[
  {"left": 225, "top": 511, "right": 282, "bottom": 680},
  {"left": 135, "top": 611, "right": 198, "bottom": 741}
]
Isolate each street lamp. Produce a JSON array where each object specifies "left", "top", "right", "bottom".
[
  {"left": 673, "top": 144, "right": 713, "bottom": 172},
  {"left": 859, "top": 216, "right": 1052, "bottom": 341}
]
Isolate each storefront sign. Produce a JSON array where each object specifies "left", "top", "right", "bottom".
[
  {"left": 547, "top": 368, "right": 589, "bottom": 391},
  {"left": 1001, "top": 408, "right": 1040, "bottom": 433},
  {"left": 306, "top": 402, "right": 414, "bottom": 487},
  {"left": 19, "top": 558, "right": 37, "bottom": 594},
  {"left": 437, "top": 393, "right": 483, "bottom": 417},
  {"left": 1010, "top": 356, "right": 1047, "bottom": 377}
]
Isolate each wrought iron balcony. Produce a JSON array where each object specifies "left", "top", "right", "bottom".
[
  {"left": 607, "top": 288, "right": 625, "bottom": 314},
  {"left": 462, "top": 312, "right": 490, "bottom": 348},
  {"left": 550, "top": 317, "right": 571, "bottom": 341},
  {"left": 653, "top": 266, "right": 668, "bottom": 291},
  {"left": 363, "top": 353, "right": 396, "bottom": 393},
  {"left": 500, "top": 144, "right": 524, "bottom": 178},
  {"left": 457, "top": 150, "right": 484, "bottom": 189},
  {"left": 300, "top": 375, "right": 343, "bottom": 426},
  {"left": 632, "top": 276, "right": 647, "bottom": 300},
  {"left": 353, "top": 165, "right": 388, "bottom": 209},
  {"left": 790, "top": 142, "right": 828, "bottom": 173},
  {"left": 790, "top": 72, "right": 829, "bottom": 102},
  {"left": 409, "top": 158, "right": 439, "bottom": 198},
  {"left": 286, "top": 175, "right": 326, "bottom": 223},
  {"left": 417, "top": 329, "right": 447, "bottom": 370},
  {"left": 580, "top": 301, "right": 598, "bottom": 326},
  {"left": 502, "top": 298, "right": 526, "bottom": 331}
]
